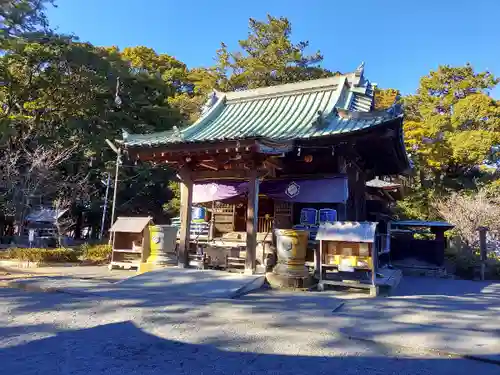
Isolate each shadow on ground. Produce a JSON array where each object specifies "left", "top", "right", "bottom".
[
  {"left": 2, "top": 272, "right": 500, "bottom": 366},
  {"left": 1, "top": 321, "right": 498, "bottom": 375},
  {"left": 341, "top": 277, "right": 500, "bottom": 333}
]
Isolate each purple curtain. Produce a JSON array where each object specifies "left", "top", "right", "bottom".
[
  {"left": 192, "top": 176, "right": 348, "bottom": 204},
  {"left": 260, "top": 177, "right": 348, "bottom": 203},
  {"left": 192, "top": 181, "right": 248, "bottom": 203}
]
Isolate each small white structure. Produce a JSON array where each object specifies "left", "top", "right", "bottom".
[{"left": 316, "top": 222, "right": 380, "bottom": 295}]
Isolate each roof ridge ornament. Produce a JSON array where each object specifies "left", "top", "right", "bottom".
[
  {"left": 172, "top": 125, "right": 183, "bottom": 141},
  {"left": 312, "top": 110, "right": 325, "bottom": 128},
  {"left": 355, "top": 61, "right": 365, "bottom": 77},
  {"left": 200, "top": 90, "right": 219, "bottom": 115},
  {"left": 122, "top": 128, "right": 130, "bottom": 140}
]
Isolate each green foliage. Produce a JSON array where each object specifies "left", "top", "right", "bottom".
[
  {"left": 445, "top": 241, "right": 479, "bottom": 279},
  {"left": 373, "top": 88, "right": 399, "bottom": 110},
  {"left": 80, "top": 243, "right": 112, "bottom": 262},
  {"left": 0, "top": 34, "right": 183, "bottom": 228},
  {"left": 482, "top": 178, "right": 500, "bottom": 197},
  {"left": 163, "top": 180, "right": 180, "bottom": 217},
  {"left": 212, "top": 15, "right": 334, "bottom": 92},
  {"left": 404, "top": 64, "right": 499, "bottom": 183},
  {"left": 394, "top": 187, "right": 438, "bottom": 220},
  {"left": 0, "top": 0, "right": 54, "bottom": 38},
  {"left": 445, "top": 240, "right": 500, "bottom": 280},
  {"left": 0, "top": 247, "right": 80, "bottom": 262},
  {"left": 399, "top": 64, "right": 499, "bottom": 223}
]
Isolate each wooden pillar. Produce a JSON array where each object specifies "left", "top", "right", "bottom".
[
  {"left": 337, "top": 155, "right": 348, "bottom": 221},
  {"left": 209, "top": 201, "right": 215, "bottom": 241},
  {"left": 346, "top": 163, "right": 357, "bottom": 221},
  {"left": 370, "top": 242, "right": 379, "bottom": 296},
  {"left": 245, "top": 170, "right": 259, "bottom": 274},
  {"left": 478, "top": 226, "right": 488, "bottom": 281},
  {"left": 356, "top": 172, "right": 367, "bottom": 221},
  {"left": 178, "top": 171, "right": 193, "bottom": 268}
]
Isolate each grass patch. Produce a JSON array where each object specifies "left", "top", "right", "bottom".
[
  {"left": 0, "top": 243, "right": 113, "bottom": 265},
  {"left": 0, "top": 248, "right": 80, "bottom": 263},
  {"left": 80, "top": 243, "right": 112, "bottom": 263}
]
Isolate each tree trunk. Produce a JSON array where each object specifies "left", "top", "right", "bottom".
[
  {"left": 74, "top": 210, "right": 82, "bottom": 240},
  {"left": 433, "top": 171, "right": 442, "bottom": 189}
]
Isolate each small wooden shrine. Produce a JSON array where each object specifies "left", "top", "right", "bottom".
[
  {"left": 109, "top": 216, "right": 153, "bottom": 270},
  {"left": 118, "top": 64, "right": 409, "bottom": 274}
]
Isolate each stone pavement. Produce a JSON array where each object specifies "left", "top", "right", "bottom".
[
  {"left": 1, "top": 266, "right": 499, "bottom": 365},
  {"left": 1, "top": 284, "right": 499, "bottom": 374},
  {"left": 1, "top": 266, "right": 266, "bottom": 299},
  {"left": 334, "top": 277, "right": 500, "bottom": 362}
]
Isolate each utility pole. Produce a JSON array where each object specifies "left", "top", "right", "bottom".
[
  {"left": 99, "top": 173, "right": 111, "bottom": 240},
  {"left": 106, "top": 76, "right": 122, "bottom": 244},
  {"left": 105, "top": 139, "right": 121, "bottom": 245},
  {"left": 110, "top": 151, "right": 121, "bottom": 228}
]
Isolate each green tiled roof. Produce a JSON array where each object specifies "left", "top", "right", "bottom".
[{"left": 123, "top": 74, "right": 397, "bottom": 147}]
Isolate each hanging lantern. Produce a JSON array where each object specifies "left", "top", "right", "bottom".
[{"left": 304, "top": 154, "right": 313, "bottom": 163}]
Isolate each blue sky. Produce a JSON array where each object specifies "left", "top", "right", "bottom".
[{"left": 47, "top": 0, "right": 499, "bottom": 98}]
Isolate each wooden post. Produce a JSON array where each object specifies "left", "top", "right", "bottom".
[
  {"left": 209, "top": 200, "right": 215, "bottom": 241},
  {"left": 346, "top": 164, "right": 357, "bottom": 221},
  {"left": 337, "top": 155, "right": 348, "bottom": 221},
  {"left": 356, "top": 171, "right": 367, "bottom": 221},
  {"left": 478, "top": 226, "right": 488, "bottom": 281},
  {"left": 370, "top": 242, "right": 379, "bottom": 296},
  {"left": 178, "top": 171, "right": 193, "bottom": 268},
  {"left": 245, "top": 170, "right": 259, "bottom": 274},
  {"left": 318, "top": 240, "right": 323, "bottom": 290},
  {"left": 314, "top": 243, "right": 320, "bottom": 277}
]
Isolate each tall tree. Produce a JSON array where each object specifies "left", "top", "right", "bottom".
[
  {"left": 403, "top": 64, "right": 499, "bottom": 189},
  {"left": 0, "top": 35, "right": 185, "bottom": 234},
  {"left": 169, "top": 15, "right": 338, "bottom": 126},
  {"left": 213, "top": 15, "right": 335, "bottom": 92},
  {"left": 0, "top": 0, "right": 54, "bottom": 39}
]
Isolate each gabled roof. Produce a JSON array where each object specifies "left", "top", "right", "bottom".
[
  {"left": 391, "top": 220, "right": 454, "bottom": 231},
  {"left": 123, "top": 65, "right": 397, "bottom": 148},
  {"left": 366, "top": 178, "right": 401, "bottom": 190},
  {"left": 26, "top": 208, "right": 68, "bottom": 223},
  {"left": 110, "top": 216, "right": 153, "bottom": 233},
  {"left": 316, "top": 221, "right": 378, "bottom": 243}
]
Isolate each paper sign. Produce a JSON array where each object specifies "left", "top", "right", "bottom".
[
  {"left": 28, "top": 229, "right": 35, "bottom": 242},
  {"left": 338, "top": 258, "right": 354, "bottom": 272}
]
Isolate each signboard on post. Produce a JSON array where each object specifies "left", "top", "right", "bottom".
[{"left": 28, "top": 229, "right": 35, "bottom": 247}]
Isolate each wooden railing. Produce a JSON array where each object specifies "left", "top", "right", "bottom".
[{"left": 258, "top": 216, "right": 274, "bottom": 233}]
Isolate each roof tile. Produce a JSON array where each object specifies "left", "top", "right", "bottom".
[{"left": 124, "top": 74, "right": 395, "bottom": 147}]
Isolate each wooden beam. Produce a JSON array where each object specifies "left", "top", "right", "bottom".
[
  {"left": 245, "top": 170, "right": 259, "bottom": 274},
  {"left": 191, "top": 168, "right": 268, "bottom": 182},
  {"left": 264, "top": 156, "right": 284, "bottom": 170},
  {"left": 178, "top": 168, "right": 193, "bottom": 268},
  {"left": 198, "top": 161, "right": 218, "bottom": 171},
  {"left": 262, "top": 161, "right": 276, "bottom": 178},
  {"left": 129, "top": 139, "right": 256, "bottom": 159},
  {"left": 192, "top": 169, "right": 249, "bottom": 181}
]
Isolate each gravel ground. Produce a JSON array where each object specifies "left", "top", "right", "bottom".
[
  {"left": 1, "top": 287, "right": 499, "bottom": 375},
  {"left": 0, "top": 265, "right": 133, "bottom": 282}
]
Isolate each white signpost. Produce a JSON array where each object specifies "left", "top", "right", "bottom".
[{"left": 28, "top": 229, "right": 35, "bottom": 248}]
